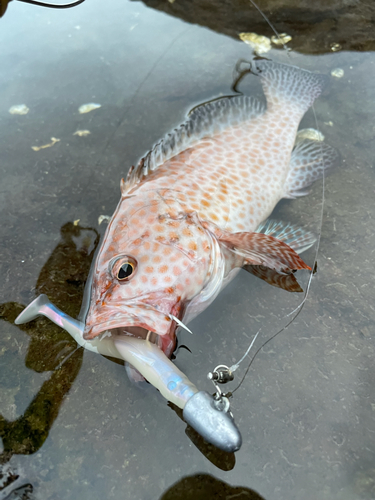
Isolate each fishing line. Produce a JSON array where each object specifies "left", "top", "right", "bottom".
[
  {"left": 247, "top": 0, "right": 290, "bottom": 54},
  {"left": 229, "top": 103, "right": 327, "bottom": 395},
  {"left": 54, "top": 27, "right": 192, "bottom": 370},
  {"left": 218, "top": 2, "right": 328, "bottom": 394},
  {"left": 285, "top": 104, "right": 325, "bottom": 317},
  {"left": 55, "top": 344, "right": 82, "bottom": 370},
  {"left": 96, "top": 25, "right": 192, "bottom": 169},
  {"left": 17, "top": 0, "right": 85, "bottom": 8}
]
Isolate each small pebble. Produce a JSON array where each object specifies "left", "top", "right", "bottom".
[
  {"left": 330, "top": 43, "right": 342, "bottom": 52},
  {"left": 73, "top": 130, "right": 91, "bottom": 136},
  {"left": 239, "top": 33, "right": 271, "bottom": 54},
  {"left": 331, "top": 68, "right": 344, "bottom": 78},
  {"left": 271, "top": 33, "right": 292, "bottom": 46},
  {"left": 9, "top": 104, "right": 29, "bottom": 115},
  {"left": 78, "top": 103, "right": 101, "bottom": 114}
]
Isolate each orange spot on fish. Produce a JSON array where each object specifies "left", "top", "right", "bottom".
[
  {"left": 159, "top": 265, "right": 168, "bottom": 274},
  {"left": 188, "top": 241, "right": 197, "bottom": 251},
  {"left": 168, "top": 220, "right": 180, "bottom": 228},
  {"left": 163, "top": 247, "right": 172, "bottom": 256},
  {"left": 169, "top": 231, "right": 179, "bottom": 240},
  {"left": 145, "top": 266, "right": 154, "bottom": 273},
  {"left": 173, "top": 266, "right": 182, "bottom": 276}
]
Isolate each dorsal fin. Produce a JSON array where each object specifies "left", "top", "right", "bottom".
[{"left": 123, "top": 95, "right": 265, "bottom": 194}]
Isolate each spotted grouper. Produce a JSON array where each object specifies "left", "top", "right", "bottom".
[{"left": 82, "top": 60, "right": 337, "bottom": 373}]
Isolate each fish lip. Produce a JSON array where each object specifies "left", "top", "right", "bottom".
[
  {"left": 83, "top": 316, "right": 171, "bottom": 340},
  {"left": 83, "top": 294, "right": 184, "bottom": 341},
  {"left": 84, "top": 317, "right": 178, "bottom": 358}
]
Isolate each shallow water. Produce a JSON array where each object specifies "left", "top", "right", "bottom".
[{"left": 0, "top": 1, "right": 374, "bottom": 499}]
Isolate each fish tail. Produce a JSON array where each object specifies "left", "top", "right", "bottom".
[{"left": 253, "top": 60, "right": 327, "bottom": 112}]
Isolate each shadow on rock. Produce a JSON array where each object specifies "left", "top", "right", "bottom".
[
  {"left": 168, "top": 402, "right": 236, "bottom": 471},
  {"left": 160, "top": 473, "right": 266, "bottom": 500},
  {"left": 0, "top": 223, "right": 99, "bottom": 465}
]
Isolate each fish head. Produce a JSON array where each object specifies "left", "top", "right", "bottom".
[{"left": 83, "top": 192, "right": 222, "bottom": 357}]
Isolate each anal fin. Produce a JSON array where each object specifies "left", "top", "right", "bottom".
[{"left": 255, "top": 219, "right": 316, "bottom": 254}]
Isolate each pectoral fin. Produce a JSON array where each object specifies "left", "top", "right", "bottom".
[{"left": 218, "top": 231, "right": 311, "bottom": 274}]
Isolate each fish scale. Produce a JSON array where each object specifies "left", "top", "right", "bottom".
[
  {"left": 83, "top": 60, "right": 338, "bottom": 370},
  {"left": 139, "top": 111, "right": 297, "bottom": 233}
]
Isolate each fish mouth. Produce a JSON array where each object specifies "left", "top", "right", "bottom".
[
  {"left": 100, "top": 326, "right": 162, "bottom": 348},
  {"left": 84, "top": 315, "right": 178, "bottom": 358},
  {"left": 83, "top": 297, "right": 185, "bottom": 358}
]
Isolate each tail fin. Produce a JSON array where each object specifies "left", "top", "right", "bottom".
[{"left": 253, "top": 60, "right": 327, "bottom": 112}]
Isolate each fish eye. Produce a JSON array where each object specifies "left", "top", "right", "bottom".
[
  {"left": 118, "top": 262, "right": 134, "bottom": 280},
  {"left": 111, "top": 256, "right": 137, "bottom": 282}
]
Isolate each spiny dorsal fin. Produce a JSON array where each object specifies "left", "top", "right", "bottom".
[{"left": 124, "top": 95, "right": 265, "bottom": 194}]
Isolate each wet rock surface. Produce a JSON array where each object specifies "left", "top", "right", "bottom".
[
  {"left": 0, "top": 0, "right": 374, "bottom": 499},
  {"left": 138, "top": 0, "right": 375, "bottom": 54}
]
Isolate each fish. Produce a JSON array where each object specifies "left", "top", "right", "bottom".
[{"left": 82, "top": 60, "right": 337, "bottom": 374}]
